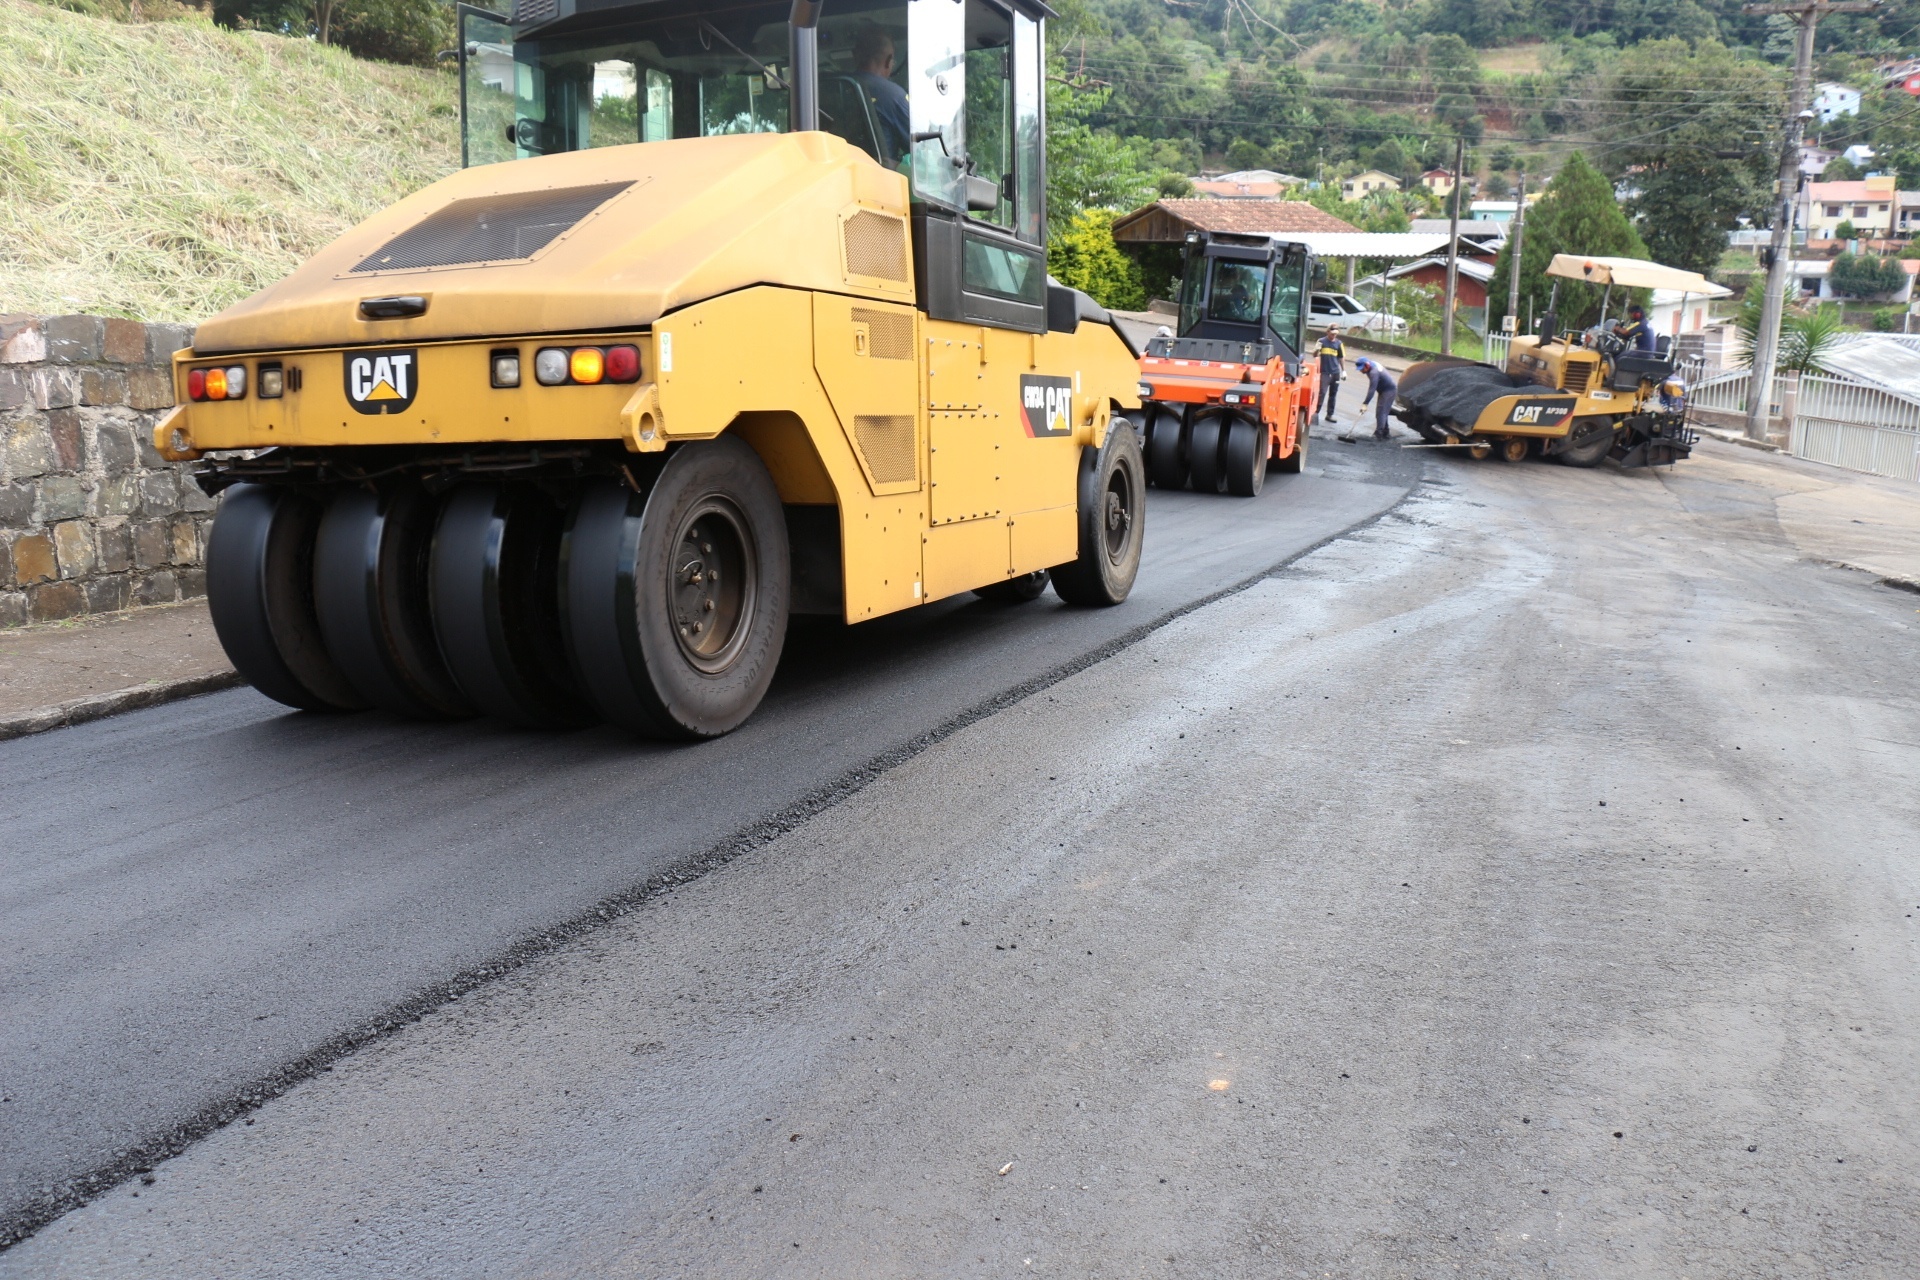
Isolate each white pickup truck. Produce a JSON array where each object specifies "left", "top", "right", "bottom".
[{"left": 1307, "top": 291, "right": 1408, "bottom": 335}]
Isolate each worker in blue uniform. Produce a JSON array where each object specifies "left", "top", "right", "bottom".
[
  {"left": 851, "top": 28, "right": 912, "bottom": 167},
  {"left": 1354, "top": 357, "right": 1398, "bottom": 441},
  {"left": 1314, "top": 325, "right": 1345, "bottom": 423},
  {"left": 1612, "top": 304, "right": 1656, "bottom": 353}
]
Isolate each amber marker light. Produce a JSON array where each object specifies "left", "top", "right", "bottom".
[
  {"left": 204, "top": 368, "right": 229, "bottom": 400},
  {"left": 570, "top": 347, "right": 605, "bottom": 384}
]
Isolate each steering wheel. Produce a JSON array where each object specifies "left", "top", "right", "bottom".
[{"left": 1590, "top": 329, "right": 1627, "bottom": 358}]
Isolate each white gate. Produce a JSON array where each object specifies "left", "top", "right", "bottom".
[{"left": 1792, "top": 373, "right": 1920, "bottom": 483}]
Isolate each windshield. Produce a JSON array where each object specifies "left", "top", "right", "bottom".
[
  {"left": 1205, "top": 260, "right": 1269, "bottom": 326},
  {"left": 466, "top": 4, "right": 911, "bottom": 166}
]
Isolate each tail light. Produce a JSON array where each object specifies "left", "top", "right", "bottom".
[
  {"left": 569, "top": 347, "right": 605, "bottom": 384},
  {"left": 187, "top": 368, "right": 206, "bottom": 400},
  {"left": 521, "top": 343, "right": 642, "bottom": 387},
  {"left": 605, "top": 344, "right": 640, "bottom": 382},
  {"left": 187, "top": 365, "right": 248, "bottom": 401}
]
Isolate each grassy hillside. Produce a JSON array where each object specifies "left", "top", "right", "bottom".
[{"left": 0, "top": 0, "right": 458, "bottom": 321}]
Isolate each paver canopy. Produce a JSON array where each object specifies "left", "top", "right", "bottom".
[{"left": 1545, "top": 254, "right": 1714, "bottom": 294}]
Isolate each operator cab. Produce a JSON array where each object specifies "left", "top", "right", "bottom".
[
  {"left": 457, "top": 0, "right": 1063, "bottom": 332},
  {"left": 1161, "top": 230, "right": 1311, "bottom": 369}
]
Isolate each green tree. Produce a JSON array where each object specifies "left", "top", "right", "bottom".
[
  {"left": 1487, "top": 151, "right": 1649, "bottom": 332},
  {"left": 1821, "top": 156, "right": 1862, "bottom": 182},
  {"left": 1829, "top": 253, "right": 1906, "bottom": 297},
  {"left": 1834, "top": 220, "right": 1858, "bottom": 241},
  {"left": 1735, "top": 294, "right": 1845, "bottom": 372},
  {"left": 1048, "top": 209, "right": 1146, "bottom": 311},
  {"left": 1603, "top": 39, "right": 1780, "bottom": 277}
]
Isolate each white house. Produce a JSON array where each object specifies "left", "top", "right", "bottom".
[
  {"left": 1647, "top": 283, "right": 1733, "bottom": 338},
  {"left": 1340, "top": 170, "right": 1402, "bottom": 201},
  {"left": 1788, "top": 257, "right": 1918, "bottom": 303},
  {"left": 1813, "top": 83, "right": 1862, "bottom": 123},
  {"left": 1842, "top": 144, "right": 1876, "bottom": 167}
]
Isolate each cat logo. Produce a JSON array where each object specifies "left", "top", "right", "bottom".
[
  {"left": 1019, "top": 374, "right": 1075, "bottom": 438},
  {"left": 1503, "top": 397, "right": 1574, "bottom": 428},
  {"left": 343, "top": 348, "right": 419, "bottom": 415}
]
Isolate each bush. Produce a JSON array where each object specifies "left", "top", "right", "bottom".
[
  {"left": 1873, "top": 306, "right": 1908, "bottom": 332},
  {"left": 1834, "top": 220, "right": 1858, "bottom": 241},
  {"left": 1047, "top": 209, "right": 1146, "bottom": 312},
  {"left": 1829, "top": 253, "right": 1907, "bottom": 298}
]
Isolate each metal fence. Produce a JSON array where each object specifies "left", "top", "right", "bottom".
[
  {"left": 1794, "top": 371, "right": 1920, "bottom": 482},
  {"left": 1684, "top": 367, "right": 1920, "bottom": 483}
]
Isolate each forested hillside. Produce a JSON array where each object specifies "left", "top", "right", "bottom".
[{"left": 1043, "top": 0, "right": 1918, "bottom": 287}]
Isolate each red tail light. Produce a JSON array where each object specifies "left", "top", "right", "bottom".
[
  {"left": 605, "top": 344, "right": 640, "bottom": 382},
  {"left": 187, "top": 368, "right": 206, "bottom": 401}
]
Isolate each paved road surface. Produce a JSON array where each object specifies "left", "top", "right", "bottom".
[
  {"left": 8, "top": 437, "right": 1920, "bottom": 1277},
  {"left": 0, "top": 430, "right": 1415, "bottom": 1247}
]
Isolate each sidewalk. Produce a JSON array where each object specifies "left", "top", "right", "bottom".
[{"left": 0, "top": 598, "right": 237, "bottom": 739}]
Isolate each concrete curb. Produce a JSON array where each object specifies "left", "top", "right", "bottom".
[{"left": 0, "top": 669, "right": 244, "bottom": 742}]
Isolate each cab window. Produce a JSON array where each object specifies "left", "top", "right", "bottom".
[{"left": 1206, "top": 261, "right": 1267, "bottom": 326}]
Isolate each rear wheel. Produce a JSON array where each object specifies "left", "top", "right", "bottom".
[
  {"left": 1500, "top": 437, "right": 1531, "bottom": 463},
  {"left": 975, "top": 569, "right": 1050, "bottom": 603},
  {"left": 1145, "top": 407, "right": 1188, "bottom": 490},
  {"left": 313, "top": 485, "right": 472, "bottom": 719},
  {"left": 1558, "top": 416, "right": 1616, "bottom": 468},
  {"left": 1053, "top": 420, "right": 1144, "bottom": 607},
  {"left": 563, "top": 437, "right": 790, "bottom": 739},
  {"left": 205, "top": 483, "right": 366, "bottom": 713},
  {"left": 1275, "top": 409, "right": 1309, "bottom": 474},
  {"left": 1223, "top": 416, "right": 1267, "bottom": 497},
  {"left": 430, "top": 483, "right": 594, "bottom": 729},
  {"left": 1187, "top": 415, "right": 1228, "bottom": 494}
]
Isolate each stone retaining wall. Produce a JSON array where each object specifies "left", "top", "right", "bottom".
[{"left": 0, "top": 314, "right": 207, "bottom": 627}]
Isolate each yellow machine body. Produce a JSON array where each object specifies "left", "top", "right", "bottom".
[{"left": 157, "top": 133, "right": 1140, "bottom": 622}]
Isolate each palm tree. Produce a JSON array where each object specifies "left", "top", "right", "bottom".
[{"left": 1735, "top": 293, "right": 1846, "bottom": 374}]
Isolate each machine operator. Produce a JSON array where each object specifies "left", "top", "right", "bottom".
[
  {"left": 1611, "top": 304, "right": 1656, "bottom": 353},
  {"left": 851, "top": 27, "right": 912, "bottom": 167}
]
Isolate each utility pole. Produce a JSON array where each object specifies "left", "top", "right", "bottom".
[
  {"left": 1442, "top": 135, "right": 1465, "bottom": 357},
  {"left": 1742, "top": 0, "right": 1877, "bottom": 441},
  {"left": 1507, "top": 167, "right": 1527, "bottom": 333}
]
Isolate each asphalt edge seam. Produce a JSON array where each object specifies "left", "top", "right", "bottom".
[
  {"left": 0, "top": 478, "right": 1425, "bottom": 1251},
  {"left": 0, "top": 670, "right": 245, "bottom": 742}
]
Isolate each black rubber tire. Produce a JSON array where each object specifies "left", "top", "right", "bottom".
[
  {"left": 430, "top": 483, "right": 594, "bottom": 729},
  {"left": 313, "top": 485, "right": 473, "bottom": 719},
  {"left": 1186, "top": 414, "right": 1228, "bottom": 494},
  {"left": 562, "top": 437, "right": 790, "bottom": 739},
  {"left": 975, "top": 569, "right": 1050, "bottom": 603},
  {"left": 205, "top": 483, "right": 366, "bottom": 713},
  {"left": 1052, "top": 420, "right": 1145, "bottom": 607},
  {"left": 1558, "top": 416, "right": 1616, "bottom": 468},
  {"left": 1223, "top": 416, "right": 1267, "bottom": 497},
  {"left": 1145, "top": 407, "right": 1189, "bottom": 491},
  {"left": 1275, "top": 410, "right": 1309, "bottom": 474},
  {"left": 1500, "top": 437, "right": 1532, "bottom": 463}
]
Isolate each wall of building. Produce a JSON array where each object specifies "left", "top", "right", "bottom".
[{"left": 0, "top": 314, "right": 209, "bottom": 627}]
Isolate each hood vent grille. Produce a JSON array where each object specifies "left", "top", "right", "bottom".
[{"left": 350, "top": 181, "right": 635, "bottom": 274}]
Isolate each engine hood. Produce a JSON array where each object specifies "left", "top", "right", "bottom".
[{"left": 192, "top": 132, "right": 913, "bottom": 355}]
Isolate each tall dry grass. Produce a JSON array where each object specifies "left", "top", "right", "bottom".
[{"left": 0, "top": 0, "right": 458, "bottom": 321}]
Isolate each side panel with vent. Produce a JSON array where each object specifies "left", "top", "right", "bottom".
[
  {"left": 841, "top": 209, "right": 912, "bottom": 288},
  {"left": 812, "top": 294, "right": 922, "bottom": 498}
]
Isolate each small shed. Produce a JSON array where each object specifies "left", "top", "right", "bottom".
[{"left": 1110, "top": 199, "right": 1359, "bottom": 246}]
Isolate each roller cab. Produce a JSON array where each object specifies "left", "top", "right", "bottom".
[
  {"left": 1134, "top": 231, "right": 1317, "bottom": 496},
  {"left": 167, "top": 0, "right": 1146, "bottom": 739}
]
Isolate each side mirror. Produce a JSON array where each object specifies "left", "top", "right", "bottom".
[{"left": 965, "top": 175, "right": 999, "bottom": 213}]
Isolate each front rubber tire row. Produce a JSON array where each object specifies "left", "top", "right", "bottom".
[
  {"left": 206, "top": 432, "right": 1142, "bottom": 740},
  {"left": 1140, "top": 408, "right": 1295, "bottom": 496}
]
